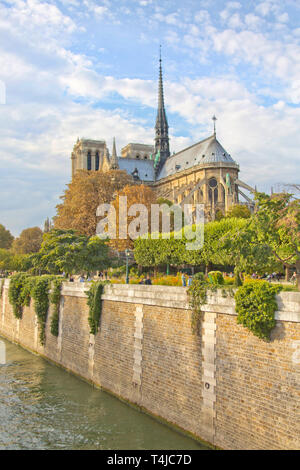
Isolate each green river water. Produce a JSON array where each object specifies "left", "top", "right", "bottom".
[{"left": 0, "top": 337, "right": 207, "bottom": 450}]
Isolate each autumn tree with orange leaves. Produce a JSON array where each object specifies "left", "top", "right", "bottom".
[
  {"left": 54, "top": 170, "right": 133, "bottom": 237},
  {"left": 109, "top": 184, "right": 157, "bottom": 251}
]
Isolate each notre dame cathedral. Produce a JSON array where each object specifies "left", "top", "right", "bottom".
[{"left": 70, "top": 55, "right": 254, "bottom": 221}]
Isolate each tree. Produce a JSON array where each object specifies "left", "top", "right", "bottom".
[
  {"left": 134, "top": 235, "right": 186, "bottom": 271},
  {"left": 0, "top": 249, "right": 14, "bottom": 271},
  {"left": 54, "top": 170, "right": 133, "bottom": 237},
  {"left": 214, "top": 217, "right": 279, "bottom": 281},
  {"left": 12, "top": 227, "right": 43, "bottom": 254},
  {"left": 109, "top": 184, "right": 157, "bottom": 251},
  {"left": 37, "top": 229, "right": 110, "bottom": 275},
  {"left": 251, "top": 192, "right": 300, "bottom": 289},
  {"left": 226, "top": 204, "right": 251, "bottom": 219},
  {"left": 0, "top": 224, "right": 14, "bottom": 249}
]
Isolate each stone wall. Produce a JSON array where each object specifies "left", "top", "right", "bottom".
[{"left": 0, "top": 280, "right": 299, "bottom": 450}]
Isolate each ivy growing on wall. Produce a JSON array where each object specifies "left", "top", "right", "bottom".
[
  {"left": 30, "top": 276, "right": 53, "bottom": 346},
  {"left": 235, "top": 280, "right": 282, "bottom": 340},
  {"left": 50, "top": 278, "right": 63, "bottom": 337},
  {"left": 8, "top": 273, "right": 30, "bottom": 319},
  {"left": 8, "top": 273, "right": 58, "bottom": 345},
  {"left": 187, "top": 273, "right": 220, "bottom": 334},
  {"left": 86, "top": 281, "right": 107, "bottom": 335}
]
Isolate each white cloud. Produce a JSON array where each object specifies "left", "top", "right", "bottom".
[
  {"left": 194, "top": 10, "right": 211, "bottom": 23},
  {"left": 255, "top": 2, "right": 273, "bottom": 17},
  {"left": 244, "top": 13, "right": 264, "bottom": 30},
  {"left": 277, "top": 12, "right": 289, "bottom": 23},
  {"left": 226, "top": 2, "right": 242, "bottom": 10},
  {"left": 1, "top": 0, "right": 77, "bottom": 33},
  {"left": 227, "top": 13, "right": 244, "bottom": 29}
]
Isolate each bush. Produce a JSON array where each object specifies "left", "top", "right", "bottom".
[
  {"left": 193, "top": 272, "right": 205, "bottom": 282},
  {"left": 223, "top": 276, "right": 234, "bottom": 285},
  {"left": 235, "top": 280, "right": 282, "bottom": 340},
  {"left": 129, "top": 266, "right": 140, "bottom": 277},
  {"left": 110, "top": 265, "right": 126, "bottom": 278},
  {"left": 208, "top": 271, "right": 224, "bottom": 286},
  {"left": 152, "top": 273, "right": 182, "bottom": 286}
]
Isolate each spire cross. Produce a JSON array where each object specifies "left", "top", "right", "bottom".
[{"left": 212, "top": 115, "right": 217, "bottom": 136}]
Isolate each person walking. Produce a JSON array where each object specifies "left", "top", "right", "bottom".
[
  {"left": 145, "top": 274, "right": 152, "bottom": 285},
  {"left": 181, "top": 272, "right": 186, "bottom": 287},
  {"left": 290, "top": 271, "right": 297, "bottom": 285},
  {"left": 187, "top": 275, "right": 193, "bottom": 287}
]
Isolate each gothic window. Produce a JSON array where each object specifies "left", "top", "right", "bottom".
[
  {"left": 136, "top": 155, "right": 140, "bottom": 159},
  {"left": 221, "top": 184, "right": 225, "bottom": 202},
  {"left": 87, "top": 150, "right": 92, "bottom": 171},
  {"left": 132, "top": 168, "right": 140, "bottom": 181},
  {"left": 95, "top": 151, "right": 99, "bottom": 171},
  {"left": 208, "top": 177, "right": 218, "bottom": 204},
  {"left": 144, "top": 155, "right": 148, "bottom": 159}
]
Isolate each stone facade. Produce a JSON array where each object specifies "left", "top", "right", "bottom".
[
  {"left": 121, "top": 143, "right": 154, "bottom": 160},
  {"left": 71, "top": 139, "right": 108, "bottom": 177},
  {"left": 1, "top": 281, "right": 299, "bottom": 449},
  {"left": 152, "top": 160, "right": 240, "bottom": 220}
]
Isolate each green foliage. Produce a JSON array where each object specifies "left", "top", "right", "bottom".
[
  {"left": 30, "top": 276, "right": 53, "bottom": 346},
  {"left": 8, "top": 273, "right": 58, "bottom": 344},
  {"left": 0, "top": 249, "right": 14, "bottom": 272},
  {"left": 226, "top": 204, "right": 251, "bottom": 219},
  {"left": 251, "top": 192, "right": 300, "bottom": 289},
  {"left": 234, "top": 268, "right": 243, "bottom": 287},
  {"left": 12, "top": 253, "right": 35, "bottom": 273},
  {"left": 129, "top": 265, "right": 140, "bottom": 277},
  {"left": 12, "top": 227, "right": 43, "bottom": 254},
  {"left": 215, "top": 209, "right": 224, "bottom": 221},
  {"left": 235, "top": 280, "right": 282, "bottom": 340},
  {"left": 8, "top": 273, "right": 30, "bottom": 318},
  {"left": 50, "top": 278, "right": 63, "bottom": 337},
  {"left": 0, "top": 224, "right": 14, "bottom": 249},
  {"left": 208, "top": 271, "right": 224, "bottom": 285},
  {"left": 110, "top": 265, "right": 126, "bottom": 278},
  {"left": 187, "top": 278, "right": 212, "bottom": 334},
  {"left": 86, "top": 281, "right": 106, "bottom": 335},
  {"left": 37, "top": 229, "right": 110, "bottom": 275},
  {"left": 193, "top": 272, "right": 205, "bottom": 282},
  {"left": 134, "top": 235, "right": 186, "bottom": 268}
]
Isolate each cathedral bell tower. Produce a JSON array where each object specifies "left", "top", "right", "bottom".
[{"left": 154, "top": 48, "right": 170, "bottom": 175}]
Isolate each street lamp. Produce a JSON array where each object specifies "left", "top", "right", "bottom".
[{"left": 125, "top": 248, "right": 130, "bottom": 284}]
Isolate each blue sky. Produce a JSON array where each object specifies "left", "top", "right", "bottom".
[{"left": 0, "top": 0, "right": 300, "bottom": 235}]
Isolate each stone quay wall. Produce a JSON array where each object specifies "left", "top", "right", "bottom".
[{"left": 0, "top": 280, "right": 299, "bottom": 449}]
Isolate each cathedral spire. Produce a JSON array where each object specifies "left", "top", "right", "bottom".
[
  {"left": 154, "top": 46, "right": 170, "bottom": 175},
  {"left": 212, "top": 115, "right": 217, "bottom": 137},
  {"left": 110, "top": 137, "right": 119, "bottom": 170}
]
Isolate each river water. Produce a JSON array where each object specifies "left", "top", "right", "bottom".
[{"left": 0, "top": 337, "right": 207, "bottom": 450}]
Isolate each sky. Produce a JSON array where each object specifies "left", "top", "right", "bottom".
[{"left": 0, "top": 0, "right": 300, "bottom": 236}]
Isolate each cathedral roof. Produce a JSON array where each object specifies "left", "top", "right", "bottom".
[
  {"left": 157, "top": 134, "right": 238, "bottom": 180},
  {"left": 118, "top": 158, "right": 155, "bottom": 182}
]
